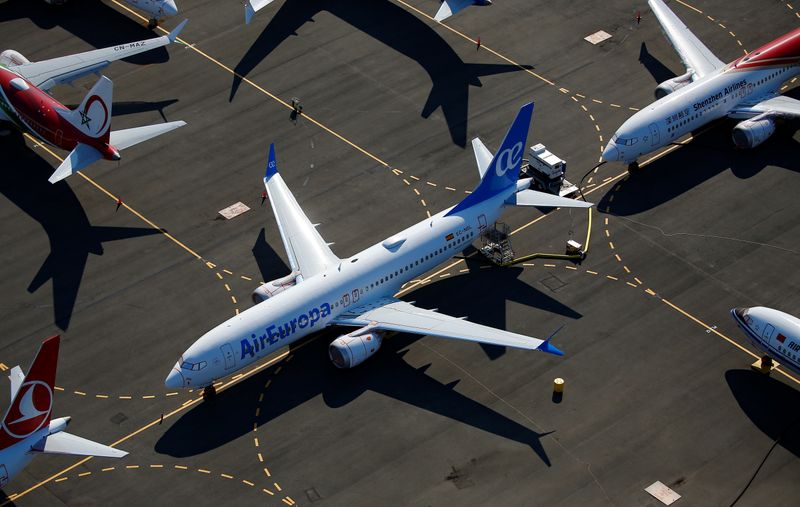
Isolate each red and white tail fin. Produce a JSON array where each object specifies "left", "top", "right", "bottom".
[
  {"left": 57, "top": 76, "right": 113, "bottom": 143},
  {"left": 0, "top": 336, "right": 59, "bottom": 450}
]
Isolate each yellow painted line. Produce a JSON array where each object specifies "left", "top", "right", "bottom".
[
  {"left": 55, "top": 477, "right": 68, "bottom": 483},
  {"left": 594, "top": 125, "right": 600, "bottom": 132},
  {"left": 581, "top": 105, "right": 588, "bottom": 112},
  {"left": 275, "top": 365, "right": 283, "bottom": 374},
  {"left": 544, "top": 264, "right": 556, "bottom": 268},
  {"left": 78, "top": 472, "right": 91, "bottom": 477},
  {"left": 604, "top": 230, "right": 609, "bottom": 237},
  {"left": 282, "top": 499, "right": 293, "bottom": 506},
  {"left": 635, "top": 277, "right": 643, "bottom": 285},
  {"left": 420, "top": 199, "right": 427, "bottom": 207},
  {"left": 606, "top": 275, "right": 618, "bottom": 281},
  {"left": 221, "top": 474, "right": 234, "bottom": 479},
  {"left": 559, "top": 87, "right": 569, "bottom": 93},
  {"left": 263, "top": 489, "right": 275, "bottom": 496},
  {"left": 142, "top": 395, "right": 156, "bottom": 399},
  {"left": 565, "top": 265, "right": 577, "bottom": 270},
  {"left": 729, "top": 31, "right": 736, "bottom": 37},
  {"left": 571, "top": 96, "right": 578, "bottom": 102},
  {"left": 445, "top": 186, "right": 456, "bottom": 191},
  {"left": 609, "top": 242, "right": 615, "bottom": 250},
  {"left": 258, "top": 393, "right": 264, "bottom": 402},
  {"left": 55, "top": 386, "right": 65, "bottom": 391},
  {"left": 206, "top": 262, "right": 217, "bottom": 269},
  {"left": 258, "top": 453, "right": 264, "bottom": 462},
  {"left": 707, "top": 15, "right": 715, "bottom": 20},
  {"left": 175, "top": 465, "right": 188, "bottom": 470},
  {"left": 426, "top": 181, "right": 437, "bottom": 187},
  {"left": 629, "top": 107, "right": 640, "bottom": 111},
  {"left": 166, "top": 392, "right": 179, "bottom": 396},
  {"left": 413, "top": 188, "right": 420, "bottom": 196},
  {"left": 150, "top": 464, "right": 163, "bottom": 468},
  {"left": 392, "top": 168, "right": 403, "bottom": 175},
  {"left": 126, "top": 465, "right": 140, "bottom": 469},
  {"left": 243, "top": 480, "right": 255, "bottom": 486},
  {"left": 74, "top": 391, "right": 86, "bottom": 396},
  {"left": 589, "top": 114, "right": 595, "bottom": 122},
  {"left": 426, "top": 210, "right": 432, "bottom": 218},
  {"left": 403, "top": 178, "right": 411, "bottom": 186},
  {"left": 102, "top": 467, "right": 115, "bottom": 472},
  {"left": 254, "top": 437, "right": 260, "bottom": 447},
  {"left": 410, "top": 175, "right": 420, "bottom": 181},
  {"left": 719, "top": 23, "right": 727, "bottom": 29},
  {"left": 241, "top": 275, "right": 252, "bottom": 281},
  {"left": 576, "top": 93, "right": 586, "bottom": 98},
  {"left": 645, "top": 288, "right": 656, "bottom": 296},
  {"left": 626, "top": 282, "right": 638, "bottom": 288},
  {"left": 224, "top": 283, "right": 231, "bottom": 291},
  {"left": 592, "top": 99, "right": 602, "bottom": 104},
  {"left": 615, "top": 254, "right": 621, "bottom": 262},
  {"left": 604, "top": 217, "right": 609, "bottom": 226},
  {"left": 586, "top": 270, "right": 599, "bottom": 275},
  {"left": 198, "top": 469, "right": 211, "bottom": 474},
  {"left": 232, "top": 373, "right": 243, "bottom": 380},
  {"left": 623, "top": 265, "right": 631, "bottom": 273},
  {"left": 119, "top": 395, "right": 132, "bottom": 400},
  {"left": 286, "top": 497, "right": 296, "bottom": 505},
  {"left": 264, "top": 467, "right": 272, "bottom": 477},
  {"left": 215, "top": 272, "right": 223, "bottom": 280},
  {"left": 223, "top": 269, "right": 233, "bottom": 275},
  {"left": 255, "top": 407, "right": 261, "bottom": 417},
  {"left": 610, "top": 103, "right": 621, "bottom": 108},
  {"left": 231, "top": 296, "right": 238, "bottom": 304},
  {"left": 661, "top": 299, "right": 800, "bottom": 386},
  {"left": 439, "top": 273, "right": 451, "bottom": 278},
  {"left": 675, "top": 0, "right": 703, "bottom": 14},
  {"left": 95, "top": 394, "right": 108, "bottom": 399},
  {"left": 275, "top": 483, "right": 283, "bottom": 491},
  {"left": 265, "top": 379, "right": 272, "bottom": 389}
]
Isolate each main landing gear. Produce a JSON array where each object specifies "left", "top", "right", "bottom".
[
  {"left": 147, "top": 18, "right": 159, "bottom": 30},
  {"left": 202, "top": 385, "right": 217, "bottom": 401},
  {"left": 626, "top": 161, "right": 640, "bottom": 174}
]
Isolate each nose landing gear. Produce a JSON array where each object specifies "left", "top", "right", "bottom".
[
  {"left": 202, "top": 385, "right": 217, "bottom": 401},
  {"left": 626, "top": 161, "right": 641, "bottom": 174}
]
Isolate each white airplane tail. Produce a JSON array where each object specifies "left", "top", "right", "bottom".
[{"left": 0, "top": 336, "right": 126, "bottom": 458}]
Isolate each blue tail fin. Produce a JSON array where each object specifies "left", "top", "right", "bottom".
[
  {"left": 446, "top": 102, "right": 533, "bottom": 216},
  {"left": 265, "top": 143, "right": 278, "bottom": 180}
]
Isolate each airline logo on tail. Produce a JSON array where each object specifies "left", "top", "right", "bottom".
[
  {"left": 3, "top": 380, "right": 52, "bottom": 439},
  {"left": 494, "top": 142, "right": 523, "bottom": 177},
  {"left": 79, "top": 95, "right": 110, "bottom": 137}
]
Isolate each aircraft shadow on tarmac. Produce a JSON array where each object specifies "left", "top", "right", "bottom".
[
  {"left": 252, "top": 227, "right": 291, "bottom": 284},
  {"left": 638, "top": 42, "right": 677, "bottom": 84},
  {"left": 230, "top": 0, "right": 531, "bottom": 147},
  {"left": 0, "top": 0, "right": 170, "bottom": 65},
  {"left": 725, "top": 369, "right": 800, "bottom": 459},
  {"left": 597, "top": 118, "right": 800, "bottom": 216},
  {"left": 0, "top": 131, "right": 162, "bottom": 330},
  {"left": 156, "top": 259, "right": 581, "bottom": 465},
  {"left": 64, "top": 99, "right": 180, "bottom": 123}
]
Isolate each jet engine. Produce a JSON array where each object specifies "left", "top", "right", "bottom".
[
  {"left": 654, "top": 71, "right": 693, "bottom": 99},
  {"left": 329, "top": 329, "right": 384, "bottom": 368},
  {"left": 251, "top": 271, "right": 300, "bottom": 304},
  {"left": 732, "top": 114, "right": 776, "bottom": 149},
  {"left": 0, "top": 50, "right": 30, "bottom": 68}
]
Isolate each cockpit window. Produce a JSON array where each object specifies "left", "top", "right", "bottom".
[
  {"left": 181, "top": 361, "right": 207, "bottom": 371},
  {"left": 616, "top": 137, "right": 638, "bottom": 146}
]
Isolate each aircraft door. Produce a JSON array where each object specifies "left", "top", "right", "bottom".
[
  {"left": 220, "top": 343, "right": 236, "bottom": 370},
  {"left": 763, "top": 324, "right": 775, "bottom": 346},
  {"left": 648, "top": 123, "right": 660, "bottom": 146}
]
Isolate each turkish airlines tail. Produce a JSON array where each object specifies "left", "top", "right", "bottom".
[
  {"left": 0, "top": 336, "right": 59, "bottom": 450},
  {"left": 0, "top": 336, "right": 127, "bottom": 458}
]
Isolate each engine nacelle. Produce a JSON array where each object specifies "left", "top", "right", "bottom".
[
  {"left": 251, "top": 271, "right": 300, "bottom": 304},
  {"left": 732, "top": 114, "right": 776, "bottom": 149},
  {"left": 0, "top": 50, "right": 30, "bottom": 68},
  {"left": 329, "top": 329, "right": 384, "bottom": 368},
  {"left": 654, "top": 72, "right": 693, "bottom": 99}
]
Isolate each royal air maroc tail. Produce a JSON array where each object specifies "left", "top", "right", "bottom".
[
  {"left": 602, "top": 0, "right": 800, "bottom": 170},
  {"left": 166, "top": 102, "right": 593, "bottom": 399},
  {"left": 0, "top": 20, "right": 188, "bottom": 183},
  {"left": 0, "top": 336, "right": 126, "bottom": 488}
]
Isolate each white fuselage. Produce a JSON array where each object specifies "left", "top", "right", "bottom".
[
  {"left": 603, "top": 62, "right": 800, "bottom": 164},
  {"left": 731, "top": 306, "right": 800, "bottom": 375},
  {"left": 167, "top": 187, "right": 519, "bottom": 388}
]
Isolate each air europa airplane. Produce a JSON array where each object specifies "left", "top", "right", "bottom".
[
  {"left": 0, "top": 21, "right": 187, "bottom": 183},
  {"left": 166, "top": 102, "right": 593, "bottom": 398},
  {"left": 602, "top": 0, "right": 800, "bottom": 169}
]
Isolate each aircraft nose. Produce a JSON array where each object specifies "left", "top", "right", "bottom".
[
  {"left": 602, "top": 141, "right": 619, "bottom": 162},
  {"left": 163, "top": 0, "right": 178, "bottom": 17},
  {"left": 164, "top": 363, "right": 185, "bottom": 389}
]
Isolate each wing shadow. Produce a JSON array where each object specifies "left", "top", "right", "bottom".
[
  {"left": 0, "top": 0, "right": 170, "bottom": 65},
  {"left": 63, "top": 99, "right": 180, "bottom": 123},
  {"left": 252, "top": 227, "right": 291, "bottom": 283},
  {"left": 231, "top": 0, "right": 530, "bottom": 146},
  {"left": 725, "top": 369, "right": 800, "bottom": 459},
  {"left": 156, "top": 332, "right": 554, "bottom": 465},
  {"left": 0, "top": 131, "right": 161, "bottom": 329},
  {"left": 638, "top": 42, "right": 677, "bottom": 84}
]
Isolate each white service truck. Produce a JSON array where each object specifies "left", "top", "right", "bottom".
[{"left": 523, "top": 143, "right": 578, "bottom": 197}]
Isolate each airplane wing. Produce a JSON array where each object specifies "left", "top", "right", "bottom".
[
  {"left": 246, "top": 0, "right": 276, "bottom": 24},
  {"left": 648, "top": 0, "right": 725, "bottom": 79},
  {"left": 32, "top": 431, "right": 128, "bottom": 458},
  {"left": 728, "top": 95, "right": 800, "bottom": 119},
  {"left": 10, "top": 20, "right": 187, "bottom": 91},
  {"left": 435, "top": 0, "right": 485, "bottom": 22},
  {"left": 332, "top": 298, "right": 564, "bottom": 355},
  {"left": 8, "top": 366, "right": 24, "bottom": 401},
  {"left": 263, "top": 144, "right": 340, "bottom": 281}
]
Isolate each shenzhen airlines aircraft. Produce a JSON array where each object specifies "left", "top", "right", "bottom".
[
  {"left": 731, "top": 307, "right": 800, "bottom": 375},
  {"left": 244, "top": 0, "right": 489, "bottom": 24},
  {"left": 0, "top": 21, "right": 187, "bottom": 183},
  {"left": 166, "top": 103, "right": 593, "bottom": 397},
  {"left": 602, "top": 0, "right": 800, "bottom": 169},
  {"left": 0, "top": 336, "right": 126, "bottom": 487}
]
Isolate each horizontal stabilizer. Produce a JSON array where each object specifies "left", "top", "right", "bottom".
[
  {"left": 109, "top": 121, "right": 186, "bottom": 151},
  {"left": 32, "top": 431, "right": 127, "bottom": 458},
  {"left": 48, "top": 143, "right": 103, "bottom": 184},
  {"left": 509, "top": 189, "right": 593, "bottom": 209},
  {"left": 471, "top": 137, "right": 493, "bottom": 178}
]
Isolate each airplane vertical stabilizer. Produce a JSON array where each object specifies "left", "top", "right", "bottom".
[
  {"left": 56, "top": 76, "right": 113, "bottom": 143},
  {"left": 446, "top": 102, "right": 533, "bottom": 216}
]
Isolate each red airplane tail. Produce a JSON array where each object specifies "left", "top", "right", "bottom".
[
  {"left": 0, "top": 336, "right": 59, "bottom": 450},
  {"left": 57, "top": 76, "right": 113, "bottom": 144}
]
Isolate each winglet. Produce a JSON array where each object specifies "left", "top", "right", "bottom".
[
  {"left": 168, "top": 19, "right": 188, "bottom": 43},
  {"left": 537, "top": 325, "right": 565, "bottom": 356},
  {"left": 265, "top": 143, "right": 278, "bottom": 180}
]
